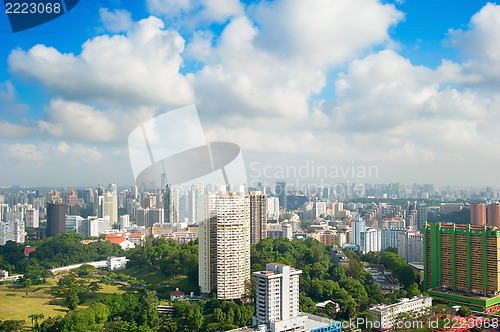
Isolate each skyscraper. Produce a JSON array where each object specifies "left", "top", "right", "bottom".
[
  {"left": 249, "top": 191, "right": 267, "bottom": 245},
  {"left": 276, "top": 181, "right": 287, "bottom": 210},
  {"left": 470, "top": 202, "right": 486, "bottom": 225},
  {"left": 47, "top": 202, "right": 67, "bottom": 237},
  {"left": 198, "top": 192, "right": 250, "bottom": 300},
  {"left": 487, "top": 203, "right": 500, "bottom": 228}
]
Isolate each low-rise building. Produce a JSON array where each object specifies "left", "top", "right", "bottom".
[
  {"left": 315, "top": 300, "right": 340, "bottom": 313},
  {"left": 368, "top": 295, "right": 432, "bottom": 330},
  {"left": 107, "top": 256, "right": 127, "bottom": 271},
  {"left": 364, "top": 264, "right": 400, "bottom": 293}
]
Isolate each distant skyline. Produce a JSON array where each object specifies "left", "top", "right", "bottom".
[{"left": 0, "top": 0, "right": 499, "bottom": 187}]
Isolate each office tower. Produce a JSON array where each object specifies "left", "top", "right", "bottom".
[
  {"left": 83, "top": 188, "right": 93, "bottom": 206},
  {"left": 67, "top": 190, "right": 79, "bottom": 215},
  {"left": 65, "top": 215, "right": 84, "bottom": 233},
  {"left": 47, "top": 202, "right": 67, "bottom": 237},
  {"left": 100, "top": 191, "right": 118, "bottom": 225},
  {"left": 135, "top": 208, "right": 148, "bottom": 227},
  {"left": 0, "top": 219, "right": 25, "bottom": 245},
  {"left": 424, "top": 223, "right": 500, "bottom": 310},
  {"left": 25, "top": 208, "right": 39, "bottom": 228},
  {"left": 487, "top": 203, "right": 500, "bottom": 228},
  {"left": 416, "top": 201, "right": 428, "bottom": 230},
  {"left": 470, "top": 202, "right": 486, "bottom": 225},
  {"left": 253, "top": 264, "right": 302, "bottom": 329},
  {"left": 198, "top": 192, "right": 250, "bottom": 300},
  {"left": 276, "top": 181, "right": 287, "bottom": 210},
  {"left": 148, "top": 208, "right": 164, "bottom": 226},
  {"left": 249, "top": 191, "right": 267, "bottom": 245},
  {"left": 398, "top": 230, "right": 423, "bottom": 263}
]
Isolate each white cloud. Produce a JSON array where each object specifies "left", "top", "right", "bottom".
[
  {"left": 448, "top": 3, "right": 500, "bottom": 89},
  {"left": 253, "top": 0, "right": 404, "bottom": 68},
  {"left": 39, "top": 99, "right": 116, "bottom": 142},
  {"left": 0, "top": 80, "right": 28, "bottom": 114},
  {"left": 0, "top": 120, "right": 36, "bottom": 139},
  {"left": 193, "top": 16, "right": 325, "bottom": 121},
  {"left": 99, "top": 8, "right": 133, "bottom": 33},
  {"left": 8, "top": 16, "right": 194, "bottom": 107},
  {"left": 146, "top": 0, "right": 243, "bottom": 24}
]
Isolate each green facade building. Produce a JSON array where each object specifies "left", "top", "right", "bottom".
[{"left": 423, "top": 222, "right": 500, "bottom": 310}]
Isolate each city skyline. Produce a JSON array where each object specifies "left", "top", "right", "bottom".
[{"left": 1, "top": 0, "right": 500, "bottom": 187}]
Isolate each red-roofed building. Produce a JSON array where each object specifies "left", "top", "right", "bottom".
[
  {"left": 170, "top": 288, "right": 184, "bottom": 301},
  {"left": 128, "top": 233, "right": 145, "bottom": 246},
  {"left": 104, "top": 233, "right": 135, "bottom": 250},
  {"left": 24, "top": 246, "right": 36, "bottom": 257}
]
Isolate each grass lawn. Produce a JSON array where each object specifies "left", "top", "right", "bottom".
[
  {"left": 77, "top": 283, "right": 125, "bottom": 308},
  {"left": 0, "top": 279, "right": 67, "bottom": 322},
  {"left": 0, "top": 278, "right": 126, "bottom": 325},
  {"left": 120, "top": 266, "right": 166, "bottom": 284}
]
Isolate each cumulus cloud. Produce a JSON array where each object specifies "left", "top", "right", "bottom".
[
  {"left": 8, "top": 16, "right": 194, "bottom": 107},
  {"left": 0, "top": 80, "right": 28, "bottom": 114},
  {"left": 448, "top": 3, "right": 500, "bottom": 89},
  {"left": 146, "top": 0, "right": 243, "bottom": 24},
  {"left": 0, "top": 120, "right": 36, "bottom": 139},
  {"left": 38, "top": 99, "right": 116, "bottom": 142},
  {"left": 253, "top": 0, "right": 404, "bottom": 68},
  {"left": 193, "top": 16, "right": 325, "bottom": 121},
  {"left": 99, "top": 8, "right": 133, "bottom": 33}
]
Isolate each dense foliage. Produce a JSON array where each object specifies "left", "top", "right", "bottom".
[
  {"left": 126, "top": 237, "right": 199, "bottom": 292},
  {"left": 0, "top": 232, "right": 123, "bottom": 275}
]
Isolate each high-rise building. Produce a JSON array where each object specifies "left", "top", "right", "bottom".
[
  {"left": 360, "top": 227, "right": 380, "bottom": 254},
  {"left": 276, "top": 181, "right": 287, "bottom": 210},
  {"left": 0, "top": 219, "right": 25, "bottom": 245},
  {"left": 100, "top": 191, "right": 118, "bottom": 226},
  {"left": 424, "top": 222, "right": 500, "bottom": 310},
  {"left": 253, "top": 263, "right": 302, "bottom": 329},
  {"left": 470, "top": 202, "right": 486, "bottom": 225},
  {"left": 398, "top": 230, "right": 423, "bottom": 263},
  {"left": 351, "top": 218, "right": 366, "bottom": 247},
  {"left": 198, "top": 192, "right": 250, "bottom": 300},
  {"left": 47, "top": 202, "right": 67, "bottom": 237},
  {"left": 25, "top": 208, "right": 39, "bottom": 228},
  {"left": 416, "top": 201, "right": 428, "bottom": 230},
  {"left": 487, "top": 203, "right": 500, "bottom": 228},
  {"left": 250, "top": 191, "right": 267, "bottom": 246},
  {"left": 249, "top": 263, "right": 341, "bottom": 332}
]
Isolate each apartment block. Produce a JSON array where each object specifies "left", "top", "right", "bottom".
[{"left": 424, "top": 222, "right": 500, "bottom": 309}]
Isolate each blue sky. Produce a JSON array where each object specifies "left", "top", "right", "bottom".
[{"left": 0, "top": 0, "right": 499, "bottom": 188}]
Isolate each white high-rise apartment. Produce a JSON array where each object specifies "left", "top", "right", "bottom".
[
  {"left": 398, "top": 231, "right": 424, "bottom": 263},
  {"left": 198, "top": 192, "right": 250, "bottom": 300},
  {"left": 0, "top": 219, "right": 25, "bottom": 245},
  {"left": 253, "top": 263, "right": 304, "bottom": 332},
  {"left": 25, "top": 208, "right": 39, "bottom": 228},
  {"left": 360, "top": 227, "right": 381, "bottom": 254},
  {"left": 267, "top": 197, "right": 280, "bottom": 219}
]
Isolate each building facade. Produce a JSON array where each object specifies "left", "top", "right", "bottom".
[
  {"left": 424, "top": 222, "right": 500, "bottom": 309},
  {"left": 250, "top": 192, "right": 267, "bottom": 245},
  {"left": 198, "top": 192, "right": 250, "bottom": 300},
  {"left": 47, "top": 202, "right": 67, "bottom": 237}
]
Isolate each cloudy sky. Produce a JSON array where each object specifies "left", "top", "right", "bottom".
[{"left": 0, "top": 0, "right": 498, "bottom": 187}]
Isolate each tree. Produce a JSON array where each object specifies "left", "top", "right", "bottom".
[
  {"left": 457, "top": 306, "right": 472, "bottom": 317},
  {"left": 23, "top": 277, "right": 32, "bottom": 289}
]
